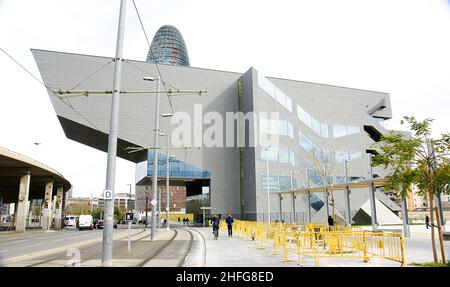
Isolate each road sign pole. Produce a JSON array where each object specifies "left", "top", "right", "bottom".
[{"left": 128, "top": 220, "right": 131, "bottom": 251}]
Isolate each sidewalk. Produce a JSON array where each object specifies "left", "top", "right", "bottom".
[{"left": 193, "top": 227, "right": 295, "bottom": 267}]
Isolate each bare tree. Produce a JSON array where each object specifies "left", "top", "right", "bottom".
[{"left": 307, "top": 145, "right": 338, "bottom": 218}]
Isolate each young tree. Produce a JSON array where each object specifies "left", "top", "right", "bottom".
[
  {"left": 308, "top": 145, "right": 337, "bottom": 219},
  {"left": 372, "top": 116, "right": 449, "bottom": 263}
]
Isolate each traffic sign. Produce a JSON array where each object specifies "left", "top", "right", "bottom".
[
  {"left": 103, "top": 189, "right": 114, "bottom": 200},
  {"left": 200, "top": 206, "right": 212, "bottom": 210},
  {"left": 150, "top": 199, "right": 157, "bottom": 206},
  {"left": 126, "top": 212, "right": 133, "bottom": 221}
]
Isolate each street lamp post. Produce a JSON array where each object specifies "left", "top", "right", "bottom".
[
  {"left": 368, "top": 154, "right": 378, "bottom": 231},
  {"left": 344, "top": 159, "right": 352, "bottom": 226},
  {"left": 143, "top": 75, "right": 161, "bottom": 241},
  {"left": 264, "top": 147, "right": 271, "bottom": 226},
  {"left": 290, "top": 171, "right": 296, "bottom": 224},
  {"left": 33, "top": 142, "right": 41, "bottom": 160}
]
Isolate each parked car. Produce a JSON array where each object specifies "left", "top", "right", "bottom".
[
  {"left": 64, "top": 215, "right": 78, "bottom": 227},
  {"left": 77, "top": 215, "right": 94, "bottom": 230},
  {"left": 95, "top": 220, "right": 117, "bottom": 229}
]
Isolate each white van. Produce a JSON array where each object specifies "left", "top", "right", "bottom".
[
  {"left": 64, "top": 215, "right": 78, "bottom": 227},
  {"left": 77, "top": 215, "right": 93, "bottom": 230}
]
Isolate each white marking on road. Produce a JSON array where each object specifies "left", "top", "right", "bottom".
[
  {"left": 0, "top": 249, "right": 9, "bottom": 253},
  {"left": 52, "top": 238, "right": 64, "bottom": 242},
  {"left": 14, "top": 239, "right": 27, "bottom": 243},
  {"left": 26, "top": 243, "right": 43, "bottom": 248}
]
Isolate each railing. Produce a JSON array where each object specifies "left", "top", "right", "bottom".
[{"left": 228, "top": 220, "right": 405, "bottom": 267}]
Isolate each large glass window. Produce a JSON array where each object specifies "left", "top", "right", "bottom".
[
  {"left": 346, "top": 126, "right": 360, "bottom": 136},
  {"left": 278, "top": 148, "right": 290, "bottom": 164},
  {"left": 261, "top": 148, "right": 278, "bottom": 162},
  {"left": 321, "top": 124, "right": 329, "bottom": 138},
  {"left": 260, "top": 118, "right": 294, "bottom": 139},
  {"left": 286, "top": 97, "right": 293, "bottom": 112},
  {"left": 275, "top": 89, "right": 287, "bottom": 107},
  {"left": 297, "top": 105, "right": 312, "bottom": 128},
  {"left": 258, "top": 73, "right": 293, "bottom": 113},
  {"left": 311, "top": 118, "right": 321, "bottom": 136},
  {"left": 261, "top": 176, "right": 279, "bottom": 192},
  {"left": 299, "top": 132, "right": 313, "bottom": 153},
  {"left": 332, "top": 125, "right": 360, "bottom": 138},
  {"left": 333, "top": 125, "right": 347, "bottom": 138},
  {"left": 287, "top": 122, "right": 294, "bottom": 138}
]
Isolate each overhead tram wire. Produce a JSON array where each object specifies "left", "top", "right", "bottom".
[{"left": 0, "top": 48, "right": 133, "bottom": 155}]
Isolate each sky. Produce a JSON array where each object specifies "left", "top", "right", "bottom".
[{"left": 0, "top": 0, "right": 449, "bottom": 198}]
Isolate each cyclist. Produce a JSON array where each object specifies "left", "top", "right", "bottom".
[{"left": 211, "top": 214, "right": 220, "bottom": 240}]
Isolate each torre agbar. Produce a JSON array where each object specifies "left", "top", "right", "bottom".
[{"left": 32, "top": 25, "right": 402, "bottom": 223}]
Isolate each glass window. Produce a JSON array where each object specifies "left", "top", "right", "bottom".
[
  {"left": 279, "top": 148, "right": 290, "bottom": 164},
  {"left": 297, "top": 105, "right": 312, "bottom": 128},
  {"left": 287, "top": 122, "right": 294, "bottom": 139},
  {"left": 299, "top": 132, "right": 313, "bottom": 153},
  {"left": 346, "top": 126, "right": 360, "bottom": 136},
  {"left": 258, "top": 73, "right": 275, "bottom": 98},
  {"left": 289, "top": 149, "right": 295, "bottom": 166},
  {"left": 278, "top": 120, "right": 288, "bottom": 136},
  {"left": 261, "top": 148, "right": 278, "bottom": 162},
  {"left": 261, "top": 176, "right": 279, "bottom": 192},
  {"left": 311, "top": 118, "right": 321, "bottom": 136},
  {"left": 332, "top": 125, "right": 347, "bottom": 138},
  {"left": 321, "top": 124, "right": 329, "bottom": 138},
  {"left": 321, "top": 149, "right": 331, "bottom": 164},
  {"left": 275, "top": 88, "right": 287, "bottom": 107},
  {"left": 259, "top": 118, "right": 270, "bottom": 134},
  {"left": 312, "top": 144, "right": 321, "bottom": 159},
  {"left": 286, "top": 97, "right": 293, "bottom": 112}
]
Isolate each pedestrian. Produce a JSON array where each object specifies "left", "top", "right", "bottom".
[
  {"left": 425, "top": 215, "right": 430, "bottom": 229},
  {"left": 211, "top": 214, "right": 220, "bottom": 240},
  {"left": 328, "top": 215, "right": 334, "bottom": 227},
  {"left": 225, "top": 213, "right": 234, "bottom": 237},
  {"left": 178, "top": 217, "right": 180, "bottom": 223}
]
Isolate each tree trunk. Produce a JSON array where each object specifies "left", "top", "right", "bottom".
[
  {"left": 435, "top": 205, "right": 446, "bottom": 263},
  {"left": 429, "top": 192, "right": 438, "bottom": 263}
]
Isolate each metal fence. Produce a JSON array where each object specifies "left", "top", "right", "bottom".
[{"left": 228, "top": 220, "right": 405, "bottom": 267}]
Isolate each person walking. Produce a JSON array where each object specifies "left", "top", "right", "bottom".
[
  {"left": 211, "top": 214, "right": 220, "bottom": 240},
  {"left": 425, "top": 215, "right": 430, "bottom": 229},
  {"left": 225, "top": 213, "right": 234, "bottom": 237},
  {"left": 328, "top": 215, "right": 334, "bottom": 227}
]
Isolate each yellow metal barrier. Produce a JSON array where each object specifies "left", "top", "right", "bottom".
[{"left": 232, "top": 220, "right": 405, "bottom": 267}]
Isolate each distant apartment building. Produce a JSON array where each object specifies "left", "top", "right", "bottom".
[{"left": 97, "top": 193, "right": 135, "bottom": 212}]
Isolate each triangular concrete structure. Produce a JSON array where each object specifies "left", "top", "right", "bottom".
[
  {"left": 311, "top": 204, "right": 347, "bottom": 225},
  {"left": 353, "top": 198, "right": 402, "bottom": 225}
]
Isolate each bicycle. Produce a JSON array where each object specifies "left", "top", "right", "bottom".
[{"left": 213, "top": 225, "right": 219, "bottom": 240}]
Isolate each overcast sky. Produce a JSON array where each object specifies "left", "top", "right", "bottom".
[{"left": 1, "top": 0, "right": 449, "bottom": 198}]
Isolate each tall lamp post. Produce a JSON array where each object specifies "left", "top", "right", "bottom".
[
  {"left": 159, "top": 113, "right": 174, "bottom": 231},
  {"left": 143, "top": 75, "right": 160, "bottom": 241},
  {"left": 290, "top": 171, "right": 296, "bottom": 224},
  {"left": 264, "top": 147, "right": 271, "bottom": 226},
  {"left": 33, "top": 142, "right": 41, "bottom": 160}
]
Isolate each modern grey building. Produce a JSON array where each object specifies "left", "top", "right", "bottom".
[{"left": 32, "top": 29, "right": 400, "bottom": 223}]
